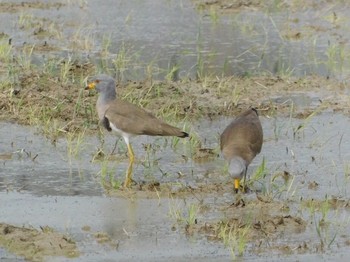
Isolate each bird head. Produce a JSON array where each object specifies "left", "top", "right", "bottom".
[
  {"left": 228, "top": 157, "right": 247, "bottom": 179},
  {"left": 85, "top": 74, "right": 115, "bottom": 94}
]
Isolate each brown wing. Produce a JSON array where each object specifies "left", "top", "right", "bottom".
[
  {"left": 220, "top": 109, "right": 263, "bottom": 163},
  {"left": 104, "top": 98, "right": 188, "bottom": 137}
]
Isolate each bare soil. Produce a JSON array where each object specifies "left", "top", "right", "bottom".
[
  {"left": 0, "top": 223, "right": 79, "bottom": 261},
  {"left": 192, "top": 0, "right": 350, "bottom": 13},
  {"left": 1, "top": 71, "right": 347, "bottom": 137},
  {"left": 0, "top": 1, "right": 65, "bottom": 13}
]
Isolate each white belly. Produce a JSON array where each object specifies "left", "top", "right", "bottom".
[{"left": 109, "top": 122, "right": 134, "bottom": 144}]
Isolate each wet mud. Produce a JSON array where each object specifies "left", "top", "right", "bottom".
[{"left": 0, "top": 223, "right": 78, "bottom": 261}]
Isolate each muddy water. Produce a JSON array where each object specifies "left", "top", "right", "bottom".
[
  {"left": 0, "top": 123, "right": 102, "bottom": 196},
  {"left": 1, "top": 110, "right": 350, "bottom": 260},
  {"left": 0, "top": 193, "right": 229, "bottom": 261},
  {"left": 1, "top": 0, "right": 350, "bottom": 79}
]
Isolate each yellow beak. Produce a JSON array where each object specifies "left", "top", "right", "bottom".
[{"left": 85, "top": 82, "right": 96, "bottom": 90}]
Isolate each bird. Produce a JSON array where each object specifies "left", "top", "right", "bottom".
[
  {"left": 85, "top": 74, "right": 189, "bottom": 187},
  {"left": 220, "top": 108, "right": 263, "bottom": 193}
]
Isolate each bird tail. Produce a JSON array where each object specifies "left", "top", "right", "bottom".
[
  {"left": 178, "top": 131, "right": 189, "bottom": 138},
  {"left": 159, "top": 123, "right": 189, "bottom": 138}
]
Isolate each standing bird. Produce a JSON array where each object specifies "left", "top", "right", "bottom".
[
  {"left": 85, "top": 74, "right": 189, "bottom": 187},
  {"left": 220, "top": 108, "right": 263, "bottom": 193}
]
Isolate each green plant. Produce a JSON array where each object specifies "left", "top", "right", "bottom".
[
  {"left": 186, "top": 203, "right": 199, "bottom": 226},
  {"left": 209, "top": 6, "right": 219, "bottom": 24},
  {"left": 112, "top": 42, "right": 136, "bottom": 82},
  {"left": 166, "top": 64, "right": 180, "bottom": 82},
  {"left": 18, "top": 12, "right": 36, "bottom": 30},
  {"left": 344, "top": 162, "right": 350, "bottom": 180},
  {"left": 319, "top": 199, "right": 330, "bottom": 223},
  {"left": 0, "top": 39, "right": 12, "bottom": 63},
  {"left": 168, "top": 199, "right": 199, "bottom": 229},
  {"left": 270, "top": 102, "right": 292, "bottom": 141},
  {"left": 195, "top": 27, "right": 205, "bottom": 80},
  {"left": 171, "top": 122, "right": 190, "bottom": 149},
  {"left": 145, "top": 60, "right": 156, "bottom": 84},
  {"left": 66, "top": 129, "right": 86, "bottom": 175},
  {"left": 168, "top": 197, "right": 185, "bottom": 223},
  {"left": 60, "top": 56, "right": 73, "bottom": 84},
  {"left": 249, "top": 157, "right": 297, "bottom": 201},
  {"left": 325, "top": 43, "right": 346, "bottom": 75},
  {"left": 99, "top": 158, "right": 122, "bottom": 190},
  {"left": 218, "top": 220, "right": 250, "bottom": 259},
  {"left": 16, "top": 45, "right": 35, "bottom": 71},
  {"left": 270, "top": 171, "right": 297, "bottom": 200},
  {"left": 70, "top": 26, "right": 95, "bottom": 51},
  {"left": 293, "top": 107, "right": 322, "bottom": 139},
  {"left": 47, "top": 21, "right": 63, "bottom": 39},
  {"left": 73, "top": 85, "right": 93, "bottom": 124},
  {"left": 249, "top": 157, "right": 268, "bottom": 187},
  {"left": 306, "top": 198, "right": 336, "bottom": 251},
  {"left": 101, "top": 33, "right": 112, "bottom": 56},
  {"left": 124, "top": 10, "right": 133, "bottom": 25},
  {"left": 42, "top": 57, "right": 59, "bottom": 75},
  {"left": 141, "top": 143, "right": 160, "bottom": 180},
  {"left": 230, "top": 84, "right": 242, "bottom": 107}
]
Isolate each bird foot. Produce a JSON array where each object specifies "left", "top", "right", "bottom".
[
  {"left": 234, "top": 184, "right": 251, "bottom": 194},
  {"left": 123, "top": 177, "right": 137, "bottom": 188},
  {"left": 230, "top": 198, "right": 245, "bottom": 208}
]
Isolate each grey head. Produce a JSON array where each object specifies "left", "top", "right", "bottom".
[
  {"left": 228, "top": 157, "right": 247, "bottom": 179},
  {"left": 86, "top": 74, "right": 117, "bottom": 120},
  {"left": 87, "top": 74, "right": 117, "bottom": 102}
]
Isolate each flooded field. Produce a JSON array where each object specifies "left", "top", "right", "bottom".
[
  {"left": 1, "top": 0, "right": 350, "bottom": 261},
  {"left": 2, "top": 112, "right": 350, "bottom": 261},
  {"left": 1, "top": 0, "right": 350, "bottom": 79}
]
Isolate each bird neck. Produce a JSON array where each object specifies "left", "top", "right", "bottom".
[
  {"left": 100, "top": 87, "right": 116, "bottom": 103},
  {"left": 96, "top": 89, "right": 116, "bottom": 120}
]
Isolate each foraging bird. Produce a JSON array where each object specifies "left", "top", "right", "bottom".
[
  {"left": 85, "top": 74, "right": 188, "bottom": 187},
  {"left": 220, "top": 108, "right": 263, "bottom": 193}
]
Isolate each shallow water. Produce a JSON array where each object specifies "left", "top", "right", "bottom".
[
  {"left": 1, "top": 193, "right": 348, "bottom": 262},
  {"left": 1, "top": 0, "right": 350, "bottom": 259},
  {"left": 0, "top": 192, "right": 229, "bottom": 261},
  {"left": 2, "top": 111, "right": 349, "bottom": 199},
  {"left": 0, "top": 123, "right": 102, "bottom": 196},
  {"left": 1, "top": 110, "right": 350, "bottom": 260},
  {"left": 1, "top": 0, "right": 350, "bottom": 79}
]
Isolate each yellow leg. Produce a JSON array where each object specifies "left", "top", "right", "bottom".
[
  {"left": 124, "top": 143, "right": 135, "bottom": 187},
  {"left": 242, "top": 168, "right": 248, "bottom": 193},
  {"left": 234, "top": 178, "right": 240, "bottom": 193}
]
